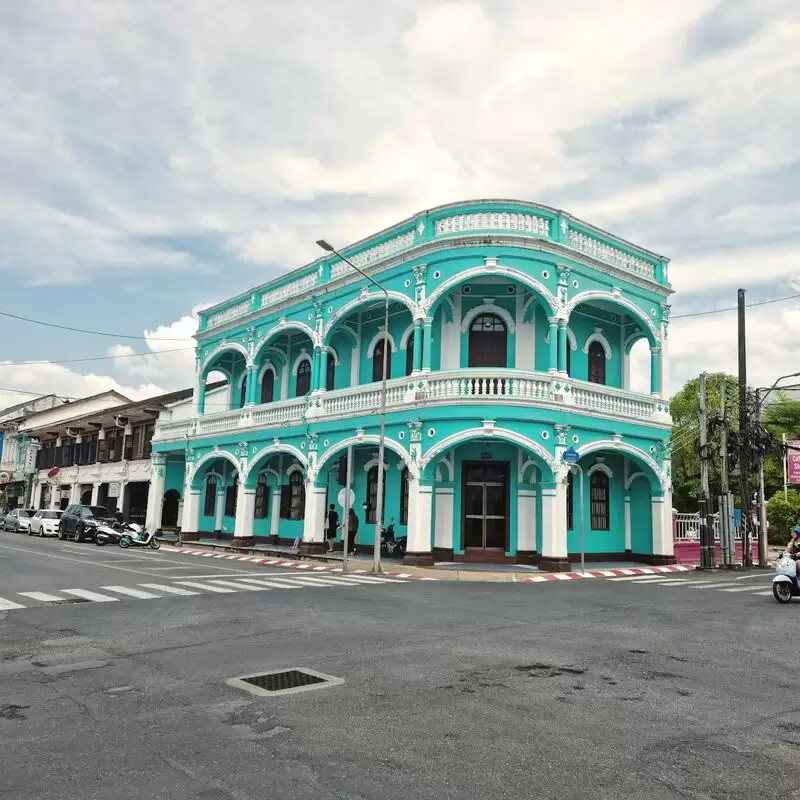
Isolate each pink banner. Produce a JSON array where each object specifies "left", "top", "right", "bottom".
[{"left": 787, "top": 441, "right": 800, "bottom": 485}]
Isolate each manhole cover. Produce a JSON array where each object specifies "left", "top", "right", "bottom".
[
  {"left": 226, "top": 668, "right": 343, "bottom": 697},
  {"left": 52, "top": 598, "right": 91, "bottom": 605}
]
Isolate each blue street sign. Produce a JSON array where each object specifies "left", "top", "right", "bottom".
[{"left": 562, "top": 446, "right": 579, "bottom": 464}]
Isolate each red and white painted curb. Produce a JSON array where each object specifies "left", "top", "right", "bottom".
[
  {"left": 155, "top": 547, "right": 691, "bottom": 583},
  {"left": 519, "top": 564, "right": 691, "bottom": 582},
  {"left": 154, "top": 547, "right": 437, "bottom": 580}
]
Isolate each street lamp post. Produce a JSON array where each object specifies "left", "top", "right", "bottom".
[
  {"left": 754, "top": 372, "right": 800, "bottom": 566},
  {"left": 317, "top": 239, "right": 388, "bottom": 574}
]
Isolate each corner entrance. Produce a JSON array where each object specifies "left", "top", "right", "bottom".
[{"left": 462, "top": 461, "right": 509, "bottom": 560}]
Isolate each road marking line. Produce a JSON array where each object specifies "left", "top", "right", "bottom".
[
  {"left": 18, "top": 591, "right": 66, "bottom": 603},
  {"left": 0, "top": 597, "right": 27, "bottom": 610},
  {"left": 752, "top": 590, "right": 774, "bottom": 596},
  {"left": 138, "top": 583, "right": 200, "bottom": 596},
  {"left": 100, "top": 585, "right": 161, "bottom": 599},
  {"left": 718, "top": 586, "right": 774, "bottom": 593},
  {"left": 60, "top": 589, "right": 119, "bottom": 602},
  {"left": 206, "top": 579, "right": 271, "bottom": 591},
  {"left": 233, "top": 577, "right": 303, "bottom": 589},
  {"left": 618, "top": 569, "right": 636, "bottom": 575},
  {"left": 688, "top": 582, "right": 741, "bottom": 589},
  {"left": 735, "top": 573, "right": 770, "bottom": 580},
  {"left": 608, "top": 575, "right": 670, "bottom": 582},
  {"left": 201, "top": 553, "right": 215, "bottom": 558},
  {"left": 337, "top": 575, "right": 406, "bottom": 584},
  {"left": 236, "top": 556, "right": 251, "bottom": 561},
  {"left": 279, "top": 576, "right": 349, "bottom": 587},
  {"left": 175, "top": 581, "right": 238, "bottom": 593},
  {"left": 631, "top": 578, "right": 692, "bottom": 585}
]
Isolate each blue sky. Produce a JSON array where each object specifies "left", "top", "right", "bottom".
[{"left": 0, "top": 0, "right": 798, "bottom": 407}]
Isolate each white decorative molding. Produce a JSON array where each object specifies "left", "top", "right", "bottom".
[
  {"left": 257, "top": 361, "right": 278, "bottom": 382},
  {"left": 583, "top": 327, "right": 612, "bottom": 359},
  {"left": 568, "top": 230, "right": 656, "bottom": 280},
  {"left": 199, "top": 341, "right": 250, "bottom": 374},
  {"left": 291, "top": 350, "right": 312, "bottom": 376},
  {"left": 365, "top": 328, "right": 397, "bottom": 357},
  {"left": 314, "top": 434, "right": 417, "bottom": 478},
  {"left": 330, "top": 230, "right": 415, "bottom": 275},
  {"left": 544, "top": 325, "right": 577, "bottom": 350},
  {"left": 252, "top": 320, "right": 317, "bottom": 361},
  {"left": 362, "top": 457, "right": 389, "bottom": 473},
  {"left": 460, "top": 303, "right": 516, "bottom": 333},
  {"left": 625, "top": 471, "right": 647, "bottom": 490},
  {"left": 207, "top": 299, "right": 251, "bottom": 329},
  {"left": 435, "top": 212, "right": 550, "bottom": 237},
  {"left": 588, "top": 461, "right": 614, "bottom": 479},
  {"left": 260, "top": 274, "right": 318, "bottom": 309},
  {"left": 576, "top": 440, "right": 662, "bottom": 485},
  {"left": 324, "top": 291, "right": 416, "bottom": 342},
  {"left": 399, "top": 321, "right": 416, "bottom": 351},
  {"left": 322, "top": 344, "right": 340, "bottom": 365},
  {"left": 286, "top": 463, "right": 304, "bottom": 476},
  {"left": 566, "top": 291, "right": 659, "bottom": 343}
]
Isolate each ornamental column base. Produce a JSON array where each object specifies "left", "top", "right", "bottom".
[
  {"left": 516, "top": 550, "right": 539, "bottom": 565},
  {"left": 297, "top": 541, "right": 327, "bottom": 555},
  {"left": 646, "top": 554, "right": 676, "bottom": 566},
  {"left": 403, "top": 551, "right": 435, "bottom": 567},
  {"left": 538, "top": 556, "right": 571, "bottom": 573},
  {"left": 179, "top": 531, "right": 200, "bottom": 542}
]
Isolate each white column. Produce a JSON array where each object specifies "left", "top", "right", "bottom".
[
  {"left": 540, "top": 476, "right": 569, "bottom": 570},
  {"left": 517, "top": 486, "right": 537, "bottom": 554},
  {"left": 181, "top": 488, "right": 201, "bottom": 534},
  {"left": 70, "top": 483, "right": 81, "bottom": 504},
  {"left": 651, "top": 492, "right": 673, "bottom": 560},
  {"left": 515, "top": 293, "right": 534, "bottom": 370},
  {"left": 433, "top": 486, "right": 454, "bottom": 554},
  {"left": 32, "top": 482, "right": 42, "bottom": 509},
  {"left": 50, "top": 484, "right": 59, "bottom": 510},
  {"left": 440, "top": 294, "right": 461, "bottom": 369},
  {"left": 269, "top": 486, "right": 281, "bottom": 538},
  {"left": 233, "top": 485, "right": 256, "bottom": 541},
  {"left": 301, "top": 483, "right": 326, "bottom": 550},
  {"left": 659, "top": 337, "right": 670, "bottom": 401},
  {"left": 214, "top": 487, "right": 225, "bottom": 532},
  {"left": 404, "top": 478, "right": 433, "bottom": 564},
  {"left": 145, "top": 459, "right": 165, "bottom": 532},
  {"left": 90, "top": 482, "right": 101, "bottom": 505},
  {"left": 118, "top": 480, "right": 128, "bottom": 519},
  {"left": 624, "top": 494, "right": 632, "bottom": 552}
]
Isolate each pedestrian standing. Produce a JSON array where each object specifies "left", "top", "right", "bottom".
[
  {"left": 326, "top": 503, "right": 339, "bottom": 552},
  {"left": 348, "top": 507, "right": 359, "bottom": 556}
]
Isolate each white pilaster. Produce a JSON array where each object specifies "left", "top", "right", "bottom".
[
  {"left": 145, "top": 462, "right": 165, "bottom": 532},
  {"left": 70, "top": 483, "right": 81, "bottom": 504},
  {"left": 50, "top": 484, "right": 59, "bottom": 510},
  {"left": 517, "top": 487, "right": 537, "bottom": 553},
  {"left": 32, "top": 482, "right": 42, "bottom": 509},
  {"left": 624, "top": 495, "right": 632, "bottom": 551},
  {"left": 651, "top": 493, "right": 673, "bottom": 558},
  {"left": 90, "top": 482, "right": 101, "bottom": 506},
  {"left": 118, "top": 480, "right": 128, "bottom": 519},
  {"left": 182, "top": 488, "right": 201, "bottom": 533},
  {"left": 214, "top": 488, "right": 225, "bottom": 531},
  {"left": 302, "top": 484, "right": 327, "bottom": 545},
  {"left": 407, "top": 479, "right": 433, "bottom": 555},
  {"left": 540, "top": 478, "right": 568, "bottom": 563},
  {"left": 515, "top": 293, "right": 534, "bottom": 370},
  {"left": 440, "top": 294, "right": 460, "bottom": 369},
  {"left": 433, "top": 485, "right": 454, "bottom": 552},
  {"left": 659, "top": 337, "right": 670, "bottom": 401},
  {"left": 269, "top": 486, "right": 281, "bottom": 538},
  {"left": 233, "top": 486, "right": 256, "bottom": 540}
]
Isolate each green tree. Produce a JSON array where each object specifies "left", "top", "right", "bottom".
[
  {"left": 767, "top": 489, "right": 800, "bottom": 545},
  {"left": 762, "top": 394, "right": 800, "bottom": 498},
  {"left": 669, "top": 373, "right": 739, "bottom": 512}
]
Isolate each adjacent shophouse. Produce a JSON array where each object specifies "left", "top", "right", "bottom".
[
  {"left": 150, "top": 199, "right": 674, "bottom": 570},
  {"left": 21, "top": 388, "right": 192, "bottom": 522}
]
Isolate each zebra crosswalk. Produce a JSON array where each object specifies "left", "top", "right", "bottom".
[
  {"left": 607, "top": 573, "right": 774, "bottom": 597},
  {"left": 0, "top": 572, "right": 409, "bottom": 612}
]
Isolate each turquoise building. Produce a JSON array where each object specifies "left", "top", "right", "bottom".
[{"left": 149, "top": 200, "right": 674, "bottom": 570}]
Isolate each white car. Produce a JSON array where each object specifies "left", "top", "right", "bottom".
[
  {"left": 3, "top": 508, "right": 36, "bottom": 533},
  {"left": 28, "top": 509, "right": 64, "bottom": 537}
]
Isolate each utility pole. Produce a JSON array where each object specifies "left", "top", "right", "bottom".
[
  {"left": 737, "top": 288, "right": 752, "bottom": 567},
  {"left": 719, "top": 381, "right": 731, "bottom": 567},
  {"left": 699, "top": 372, "right": 712, "bottom": 569}
]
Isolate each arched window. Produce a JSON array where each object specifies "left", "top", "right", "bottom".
[
  {"left": 254, "top": 473, "right": 268, "bottom": 519},
  {"left": 588, "top": 341, "right": 606, "bottom": 385},
  {"left": 326, "top": 353, "right": 336, "bottom": 391},
  {"left": 366, "top": 465, "right": 386, "bottom": 524},
  {"left": 399, "top": 468, "right": 409, "bottom": 525},
  {"left": 280, "top": 470, "right": 305, "bottom": 521},
  {"left": 224, "top": 475, "right": 239, "bottom": 517},
  {"left": 566, "top": 470, "right": 574, "bottom": 530},
  {"left": 260, "top": 370, "right": 275, "bottom": 404},
  {"left": 203, "top": 475, "right": 217, "bottom": 517},
  {"left": 468, "top": 314, "right": 507, "bottom": 368},
  {"left": 590, "top": 472, "right": 609, "bottom": 530},
  {"left": 372, "top": 338, "right": 392, "bottom": 382},
  {"left": 296, "top": 359, "right": 312, "bottom": 396},
  {"left": 239, "top": 379, "right": 247, "bottom": 408},
  {"left": 405, "top": 333, "right": 415, "bottom": 377}
]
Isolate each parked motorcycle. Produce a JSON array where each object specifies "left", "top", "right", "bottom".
[
  {"left": 773, "top": 552, "right": 800, "bottom": 603},
  {"left": 95, "top": 521, "right": 142, "bottom": 547},
  {"left": 118, "top": 527, "right": 160, "bottom": 550},
  {"left": 380, "top": 521, "right": 406, "bottom": 558}
]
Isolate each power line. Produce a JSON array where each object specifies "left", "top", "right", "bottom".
[
  {"left": 0, "top": 309, "right": 193, "bottom": 341},
  {"left": 672, "top": 292, "right": 800, "bottom": 320},
  {"left": 0, "top": 346, "right": 194, "bottom": 368}
]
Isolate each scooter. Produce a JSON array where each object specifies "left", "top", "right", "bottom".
[
  {"left": 772, "top": 552, "right": 800, "bottom": 603},
  {"left": 380, "top": 521, "right": 407, "bottom": 558},
  {"left": 95, "top": 521, "right": 142, "bottom": 547},
  {"left": 118, "top": 527, "right": 160, "bottom": 550}
]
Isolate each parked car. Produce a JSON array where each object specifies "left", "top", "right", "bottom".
[
  {"left": 28, "top": 509, "right": 64, "bottom": 537},
  {"left": 3, "top": 508, "right": 36, "bottom": 533},
  {"left": 58, "top": 504, "right": 117, "bottom": 542}
]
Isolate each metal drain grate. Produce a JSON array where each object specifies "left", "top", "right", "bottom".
[{"left": 226, "top": 667, "right": 343, "bottom": 697}]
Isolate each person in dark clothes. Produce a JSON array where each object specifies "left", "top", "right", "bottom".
[
  {"left": 326, "top": 504, "right": 339, "bottom": 552},
  {"left": 348, "top": 508, "right": 359, "bottom": 555}
]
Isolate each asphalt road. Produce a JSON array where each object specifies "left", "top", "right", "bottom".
[{"left": 1, "top": 533, "right": 799, "bottom": 800}]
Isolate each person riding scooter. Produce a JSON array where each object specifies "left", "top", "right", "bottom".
[{"left": 785, "top": 526, "right": 800, "bottom": 556}]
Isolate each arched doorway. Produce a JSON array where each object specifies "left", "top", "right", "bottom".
[
  {"left": 161, "top": 489, "right": 180, "bottom": 528},
  {"left": 468, "top": 313, "right": 507, "bottom": 368}
]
